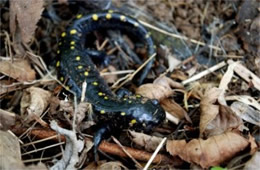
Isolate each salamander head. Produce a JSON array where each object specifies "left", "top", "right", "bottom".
[{"left": 126, "top": 99, "right": 165, "bottom": 131}]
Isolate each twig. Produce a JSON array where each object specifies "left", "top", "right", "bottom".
[
  {"left": 50, "top": 120, "right": 82, "bottom": 170},
  {"left": 21, "top": 142, "right": 65, "bottom": 156},
  {"left": 112, "top": 53, "right": 156, "bottom": 91},
  {"left": 143, "top": 137, "right": 167, "bottom": 170},
  {"left": 182, "top": 61, "right": 227, "bottom": 85},
  {"left": 112, "top": 136, "right": 143, "bottom": 169}
]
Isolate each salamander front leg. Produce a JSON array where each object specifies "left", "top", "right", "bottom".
[{"left": 93, "top": 124, "right": 112, "bottom": 162}]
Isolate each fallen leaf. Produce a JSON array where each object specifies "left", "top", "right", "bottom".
[
  {"left": 244, "top": 152, "right": 260, "bottom": 170},
  {"left": 0, "top": 109, "right": 16, "bottom": 130},
  {"left": 227, "top": 60, "right": 260, "bottom": 91},
  {"left": 200, "top": 88, "right": 222, "bottom": 136},
  {"left": 136, "top": 84, "right": 173, "bottom": 101},
  {"left": 0, "top": 59, "right": 36, "bottom": 82},
  {"left": 102, "top": 65, "right": 118, "bottom": 84},
  {"left": 160, "top": 98, "right": 191, "bottom": 123},
  {"left": 226, "top": 95, "right": 260, "bottom": 111},
  {"left": 166, "top": 132, "right": 249, "bottom": 168},
  {"left": 20, "top": 87, "right": 51, "bottom": 123},
  {"left": 99, "top": 161, "right": 128, "bottom": 170},
  {"left": 10, "top": 0, "right": 44, "bottom": 44},
  {"left": 129, "top": 130, "right": 163, "bottom": 152},
  {"left": 200, "top": 88, "right": 243, "bottom": 137},
  {"left": 136, "top": 76, "right": 183, "bottom": 101},
  {"left": 231, "top": 101, "right": 260, "bottom": 126}
]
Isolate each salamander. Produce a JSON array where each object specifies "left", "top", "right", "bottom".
[{"left": 56, "top": 10, "right": 166, "bottom": 159}]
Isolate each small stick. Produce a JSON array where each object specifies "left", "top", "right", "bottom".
[
  {"left": 182, "top": 61, "right": 226, "bottom": 85},
  {"left": 143, "top": 137, "right": 167, "bottom": 170}
]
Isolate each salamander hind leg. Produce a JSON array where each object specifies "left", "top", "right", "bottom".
[{"left": 93, "top": 123, "right": 112, "bottom": 162}]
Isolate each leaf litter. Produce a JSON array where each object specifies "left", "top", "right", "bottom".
[{"left": 0, "top": 0, "right": 259, "bottom": 169}]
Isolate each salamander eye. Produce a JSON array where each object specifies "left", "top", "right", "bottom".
[{"left": 151, "top": 99, "right": 159, "bottom": 105}]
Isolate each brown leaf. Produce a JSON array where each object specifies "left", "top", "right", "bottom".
[
  {"left": 200, "top": 88, "right": 222, "bottom": 136},
  {"left": 136, "top": 76, "right": 183, "bottom": 101},
  {"left": 102, "top": 65, "right": 118, "bottom": 84},
  {"left": 200, "top": 88, "right": 243, "bottom": 137},
  {"left": 244, "top": 152, "right": 260, "bottom": 170},
  {"left": 10, "top": 0, "right": 44, "bottom": 44},
  {"left": 231, "top": 101, "right": 260, "bottom": 126},
  {"left": 0, "top": 60, "right": 36, "bottom": 82},
  {"left": 166, "top": 132, "right": 249, "bottom": 168},
  {"left": 160, "top": 98, "right": 191, "bottom": 123},
  {"left": 136, "top": 84, "right": 173, "bottom": 101},
  {"left": 0, "top": 109, "right": 16, "bottom": 130},
  {"left": 129, "top": 130, "right": 163, "bottom": 152},
  {"left": 20, "top": 87, "right": 51, "bottom": 123}
]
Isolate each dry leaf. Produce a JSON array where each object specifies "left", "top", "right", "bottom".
[
  {"left": 20, "top": 87, "right": 51, "bottom": 123},
  {"left": 99, "top": 161, "right": 127, "bottom": 170},
  {"left": 160, "top": 98, "right": 191, "bottom": 123},
  {"left": 226, "top": 95, "right": 260, "bottom": 111},
  {"left": 244, "top": 152, "right": 260, "bottom": 170},
  {"left": 136, "top": 76, "right": 183, "bottom": 101},
  {"left": 129, "top": 130, "right": 163, "bottom": 152},
  {"left": 200, "top": 88, "right": 243, "bottom": 137},
  {"left": 0, "top": 109, "right": 16, "bottom": 130},
  {"left": 10, "top": 0, "right": 44, "bottom": 44},
  {"left": 166, "top": 132, "right": 249, "bottom": 168},
  {"left": 219, "top": 61, "right": 238, "bottom": 91},
  {"left": 227, "top": 60, "right": 260, "bottom": 91},
  {"left": 0, "top": 60, "right": 36, "bottom": 82},
  {"left": 102, "top": 65, "right": 118, "bottom": 84},
  {"left": 136, "top": 84, "right": 173, "bottom": 101},
  {"left": 231, "top": 101, "right": 260, "bottom": 126},
  {"left": 200, "top": 88, "right": 222, "bottom": 136}
]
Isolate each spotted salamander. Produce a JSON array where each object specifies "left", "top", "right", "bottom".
[{"left": 56, "top": 10, "right": 166, "bottom": 158}]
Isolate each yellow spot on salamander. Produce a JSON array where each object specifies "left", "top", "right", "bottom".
[
  {"left": 92, "top": 14, "right": 98, "bottom": 21},
  {"left": 106, "top": 13, "right": 112, "bottom": 19},
  {"left": 136, "top": 94, "right": 141, "bottom": 98},
  {"left": 61, "top": 32, "right": 66, "bottom": 37},
  {"left": 70, "top": 41, "right": 75, "bottom": 45},
  {"left": 78, "top": 65, "right": 83, "bottom": 69},
  {"left": 92, "top": 81, "right": 98, "bottom": 86},
  {"left": 130, "top": 119, "right": 137, "bottom": 124},
  {"left": 58, "top": 42, "right": 62, "bottom": 46},
  {"left": 108, "top": 10, "right": 113, "bottom": 13},
  {"left": 128, "top": 100, "right": 132, "bottom": 104},
  {"left": 70, "top": 29, "right": 77, "bottom": 35},
  {"left": 123, "top": 98, "right": 127, "bottom": 101},
  {"left": 134, "top": 22, "right": 139, "bottom": 27},
  {"left": 57, "top": 50, "right": 60, "bottom": 54},
  {"left": 76, "top": 56, "right": 80, "bottom": 61},
  {"left": 66, "top": 86, "right": 70, "bottom": 90},
  {"left": 104, "top": 96, "right": 108, "bottom": 100},
  {"left": 100, "top": 110, "right": 105, "bottom": 114},
  {"left": 120, "top": 15, "right": 126, "bottom": 22},
  {"left": 121, "top": 112, "right": 126, "bottom": 116},
  {"left": 56, "top": 61, "right": 60, "bottom": 67},
  {"left": 84, "top": 71, "right": 89, "bottom": 76},
  {"left": 98, "top": 92, "right": 103, "bottom": 96},
  {"left": 70, "top": 46, "right": 75, "bottom": 50},
  {"left": 76, "top": 14, "right": 82, "bottom": 19},
  {"left": 145, "top": 32, "right": 151, "bottom": 38},
  {"left": 60, "top": 77, "right": 64, "bottom": 81}
]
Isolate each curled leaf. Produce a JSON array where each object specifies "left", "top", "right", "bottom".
[
  {"left": 166, "top": 132, "right": 249, "bottom": 168},
  {"left": 20, "top": 87, "right": 51, "bottom": 123}
]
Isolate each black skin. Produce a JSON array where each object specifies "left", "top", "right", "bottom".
[{"left": 56, "top": 10, "right": 166, "bottom": 160}]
